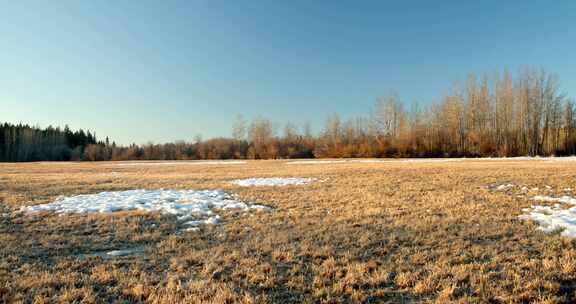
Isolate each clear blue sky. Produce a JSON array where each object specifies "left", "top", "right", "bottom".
[{"left": 1, "top": 1, "right": 575, "bottom": 144}]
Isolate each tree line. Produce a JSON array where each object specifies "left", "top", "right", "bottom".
[
  {"left": 0, "top": 123, "right": 98, "bottom": 161},
  {"left": 2, "top": 67, "right": 576, "bottom": 162}
]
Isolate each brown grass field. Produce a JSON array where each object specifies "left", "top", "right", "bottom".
[{"left": 1, "top": 159, "right": 576, "bottom": 303}]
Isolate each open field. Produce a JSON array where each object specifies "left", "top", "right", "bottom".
[{"left": 2, "top": 159, "right": 576, "bottom": 303}]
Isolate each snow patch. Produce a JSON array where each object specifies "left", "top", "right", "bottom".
[
  {"left": 20, "top": 189, "right": 270, "bottom": 229},
  {"left": 231, "top": 177, "right": 316, "bottom": 187},
  {"left": 519, "top": 195, "right": 576, "bottom": 238},
  {"left": 106, "top": 248, "right": 143, "bottom": 257},
  {"left": 75, "top": 246, "right": 146, "bottom": 260},
  {"left": 485, "top": 183, "right": 515, "bottom": 191},
  {"left": 496, "top": 184, "right": 515, "bottom": 191}
]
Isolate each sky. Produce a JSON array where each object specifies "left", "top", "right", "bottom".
[{"left": 1, "top": 1, "right": 575, "bottom": 144}]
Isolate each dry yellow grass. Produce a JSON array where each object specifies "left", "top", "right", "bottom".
[{"left": 1, "top": 159, "right": 576, "bottom": 303}]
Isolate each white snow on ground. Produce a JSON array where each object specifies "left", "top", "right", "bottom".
[
  {"left": 76, "top": 246, "right": 146, "bottom": 260},
  {"left": 106, "top": 248, "right": 143, "bottom": 257},
  {"left": 519, "top": 195, "right": 576, "bottom": 238},
  {"left": 114, "top": 161, "right": 247, "bottom": 166},
  {"left": 231, "top": 177, "right": 316, "bottom": 187},
  {"left": 21, "top": 189, "right": 270, "bottom": 230},
  {"left": 496, "top": 184, "right": 515, "bottom": 191}
]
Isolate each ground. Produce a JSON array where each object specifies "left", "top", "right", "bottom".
[{"left": 1, "top": 159, "right": 576, "bottom": 303}]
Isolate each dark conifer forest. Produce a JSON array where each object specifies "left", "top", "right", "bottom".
[{"left": 0, "top": 123, "right": 98, "bottom": 161}]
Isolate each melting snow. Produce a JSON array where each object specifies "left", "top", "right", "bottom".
[
  {"left": 231, "top": 177, "right": 316, "bottom": 186},
  {"left": 519, "top": 195, "right": 576, "bottom": 238},
  {"left": 21, "top": 189, "right": 270, "bottom": 230},
  {"left": 485, "top": 183, "right": 515, "bottom": 191},
  {"left": 106, "top": 248, "right": 143, "bottom": 257},
  {"left": 76, "top": 246, "right": 146, "bottom": 260},
  {"left": 496, "top": 184, "right": 515, "bottom": 191}
]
